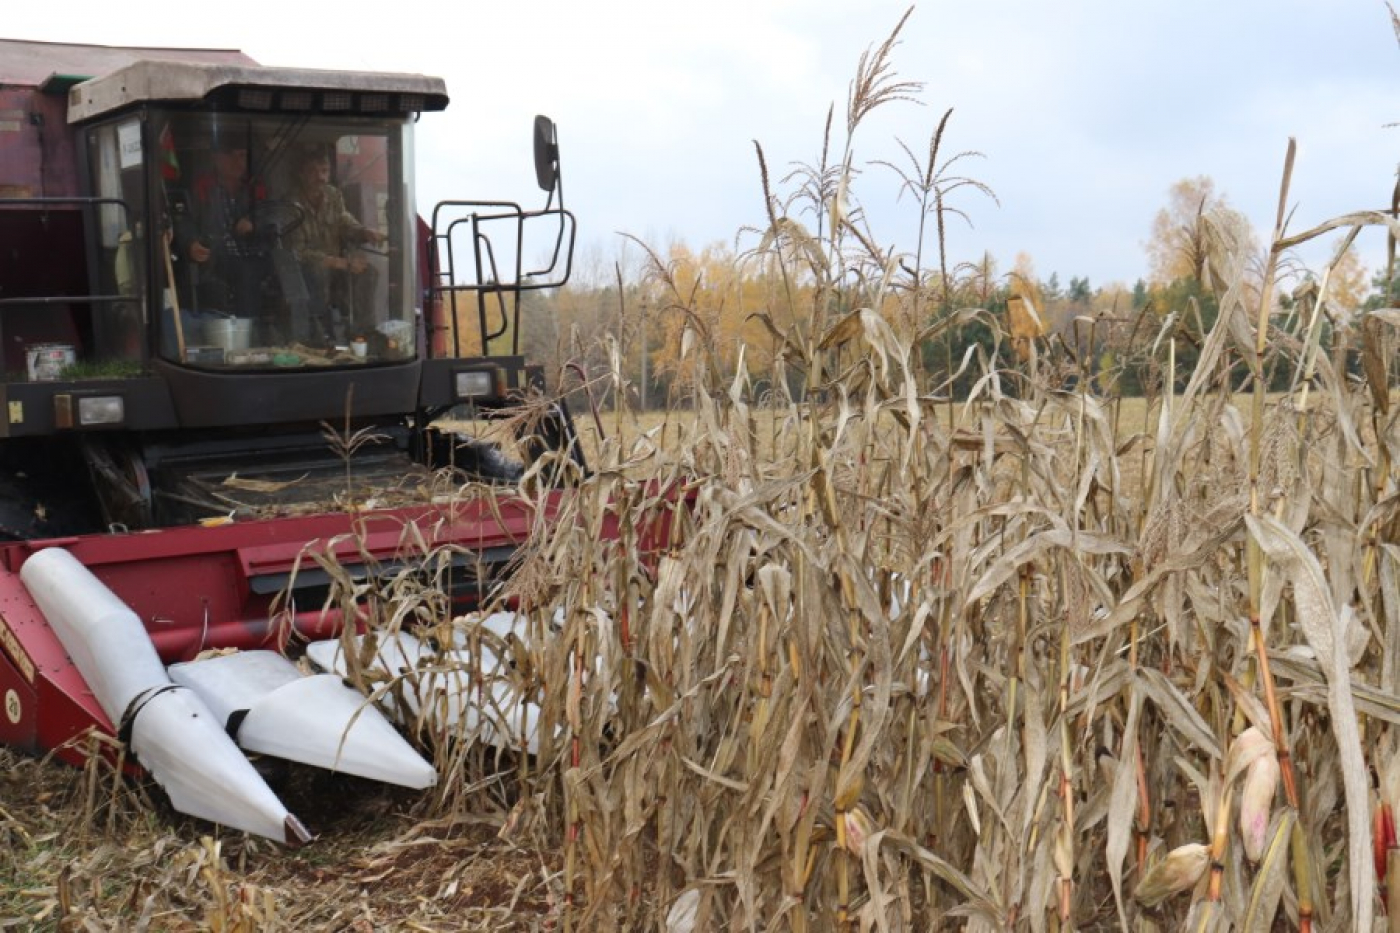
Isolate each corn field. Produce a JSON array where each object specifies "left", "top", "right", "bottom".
[
  {"left": 465, "top": 146, "right": 1400, "bottom": 930},
  {"left": 5, "top": 9, "right": 1400, "bottom": 932}
]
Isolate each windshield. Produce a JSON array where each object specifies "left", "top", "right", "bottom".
[{"left": 151, "top": 111, "right": 417, "bottom": 368}]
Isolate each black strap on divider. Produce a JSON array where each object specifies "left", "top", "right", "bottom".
[
  {"left": 117, "top": 683, "right": 183, "bottom": 747},
  {"left": 224, "top": 708, "right": 250, "bottom": 741}
]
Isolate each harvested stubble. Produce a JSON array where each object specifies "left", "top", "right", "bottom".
[{"left": 0, "top": 737, "right": 562, "bottom": 931}]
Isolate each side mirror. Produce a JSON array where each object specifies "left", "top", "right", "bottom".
[{"left": 533, "top": 115, "right": 559, "bottom": 193}]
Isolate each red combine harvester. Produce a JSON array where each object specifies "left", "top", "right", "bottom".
[{"left": 0, "top": 39, "right": 600, "bottom": 843}]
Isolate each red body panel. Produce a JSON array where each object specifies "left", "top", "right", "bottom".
[
  {"left": 0, "top": 484, "right": 687, "bottom": 768},
  {"left": 0, "top": 87, "right": 80, "bottom": 199},
  {"left": 0, "top": 567, "right": 108, "bottom": 759},
  {"left": 0, "top": 648, "right": 39, "bottom": 752}
]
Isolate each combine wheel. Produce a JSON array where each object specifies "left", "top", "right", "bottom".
[
  {"left": 452, "top": 435, "right": 524, "bottom": 483},
  {"left": 81, "top": 438, "right": 154, "bottom": 530}
]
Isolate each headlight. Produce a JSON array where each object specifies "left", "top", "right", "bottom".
[
  {"left": 77, "top": 396, "right": 125, "bottom": 426},
  {"left": 454, "top": 369, "right": 496, "bottom": 399}
]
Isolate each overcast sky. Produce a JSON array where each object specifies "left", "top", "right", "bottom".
[{"left": 6, "top": 1, "right": 1397, "bottom": 290}]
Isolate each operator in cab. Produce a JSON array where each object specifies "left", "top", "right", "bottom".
[
  {"left": 174, "top": 135, "right": 272, "bottom": 320},
  {"left": 287, "top": 146, "right": 387, "bottom": 347}
]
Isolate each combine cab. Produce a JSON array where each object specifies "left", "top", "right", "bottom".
[{"left": 0, "top": 39, "right": 597, "bottom": 843}]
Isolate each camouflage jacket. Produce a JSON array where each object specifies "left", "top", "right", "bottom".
[{"left": 289, "top": 184, "right": 371, "bottom": 268}]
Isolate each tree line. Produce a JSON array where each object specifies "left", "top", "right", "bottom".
[{"left": 513, "top": 171, "right": 1390, "bottom": 412}]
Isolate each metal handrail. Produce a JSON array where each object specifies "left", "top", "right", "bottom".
[{"left": 426, "top": 200, "right": 575, "bottom": 360}]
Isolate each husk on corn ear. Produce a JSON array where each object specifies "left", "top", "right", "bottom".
[
  {"left": 1224, "top": 726, "right": 1274, "bottom": 786},
  {"left": 841, "top": 807, "right": 874, "bottom": 858},
  {"left": 1239, "top": 748, "right": 1281, "bottom": 863},
  {"left": 1134, "top": 842, "right": 1210, "bottom": 908}
]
